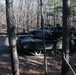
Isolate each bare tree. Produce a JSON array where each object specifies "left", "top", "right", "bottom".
[
  {"left": 37, "top": 0, "right": 40, "bottom": 28},
  {"left": 62, "top": 0, "right": 70, "bottom": 75},
  {"left": 26, "top": 0, "right": 30, "bottom": 31},
  {"left": 5, "top": 0, "right": 19, "bottom": 75},
  {"left": 22, "top": 0, "right": 26, "bottom": 32},
  {"left": 40, "top": 0, "right": 44, "bottom": 29}
]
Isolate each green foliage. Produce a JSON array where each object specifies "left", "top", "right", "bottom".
[
  {"left": 48, "top": 0, "right": 58, "bottom": 5},
  {"left": 71, "top": 0, "right": 76, "bottom": 7},
  {"left": 70, "top": 0, "right": 76, "bottom": 16},
  {"left": 54, "top": 6, "right": 62, "bottom": 12},
  {"left": 47, "top": 12, "right": 54, "bottom": 16},
  {"left": 46, "top": 0, "right": 62, "bottom": 17}
]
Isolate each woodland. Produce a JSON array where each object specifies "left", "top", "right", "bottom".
[{"left": 0, "top": 0, "right": 76, "bottom": 75}]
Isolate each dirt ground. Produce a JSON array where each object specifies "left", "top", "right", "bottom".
[
  {"left": 0, "top": 53, "right": 62, "bottom": 75},
  {"left": 0, "top": 36, "right": 76, "bottom": 75}
]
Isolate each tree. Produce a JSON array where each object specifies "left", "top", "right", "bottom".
[
  {"left": 40, "top": 0, "right": 44, "bottom": 29},
  {"left": 37, "top": 0, "right": 40, "bottom": 28},
  {"left": 5, "top": 0, "right": 19, "bottom": 75},
  {"left": 61, "top": 0, "right": 70, "bottom": 75},
  {"left": 26, "top": 0, "right": 30, "bottom": 31}
]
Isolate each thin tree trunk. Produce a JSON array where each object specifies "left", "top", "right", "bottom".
[
  {"left": 5, "top": 0, "right": 19, "bottom": 75},
  {"left": 72, "top": 7, "right": 74, "bottom": 25},
  {"left": 42, "top": 11, "right": 47, "bottom": 75},
  {"left": 37, "top": 0, "right": 39, "bottom": 28},
  {"left": 23, "top": 0, "right": 26, "bottom": 32},
  {"left": 26, "top": 0, "right": 30, "bottom": 31},
  {"left": 62, "top": 0, "right": 70, "bottom": 75},
  {"left": 54, "top": 2, "right": 56, "bottom": 27},
  {"left": 40, "top": 0, "right": 43, "bottom": 29}
]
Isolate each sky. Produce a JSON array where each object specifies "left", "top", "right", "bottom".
[
  {"left": 0, "top": 0, "right": 5, "bottom": 4},
  {"left": 0, "top": 0, "right": 17, "bottom": 4}
]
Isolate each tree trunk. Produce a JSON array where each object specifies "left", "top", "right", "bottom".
[
  {"left": 54, "top": 2, "right": 56, "bottom": 27},
  {"left": 26, "top": 0, "right": 30, "bottom": 31},
  {"left": 37, "top": 0, "right": 39, "bottom": 28},
  {"left": 40, "top": 0, "right": 44, "bottom": 29},
  {"left": 23, "top": 0, "right": 26, "bottom": 32},
  {"left": 5, "top": 0, "right": 19, "bottom": 75},
  {"left": 62, "top": 0, "right": 70, "bottom": 75}
]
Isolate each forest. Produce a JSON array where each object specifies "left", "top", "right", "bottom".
[{"left": 0, "top": 0, "right": 76, "bottom": 75}]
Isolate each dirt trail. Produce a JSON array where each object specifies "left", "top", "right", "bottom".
[
  {"left": 0, "top": 36, "right": 62, "bottom": 75},
  {"left": 0, "top": 36, "right": 76, "bottom": 75}
]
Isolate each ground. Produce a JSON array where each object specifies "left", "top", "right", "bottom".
[{"left": 0, "top": 36, "right": 76, "bottom": 75}]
